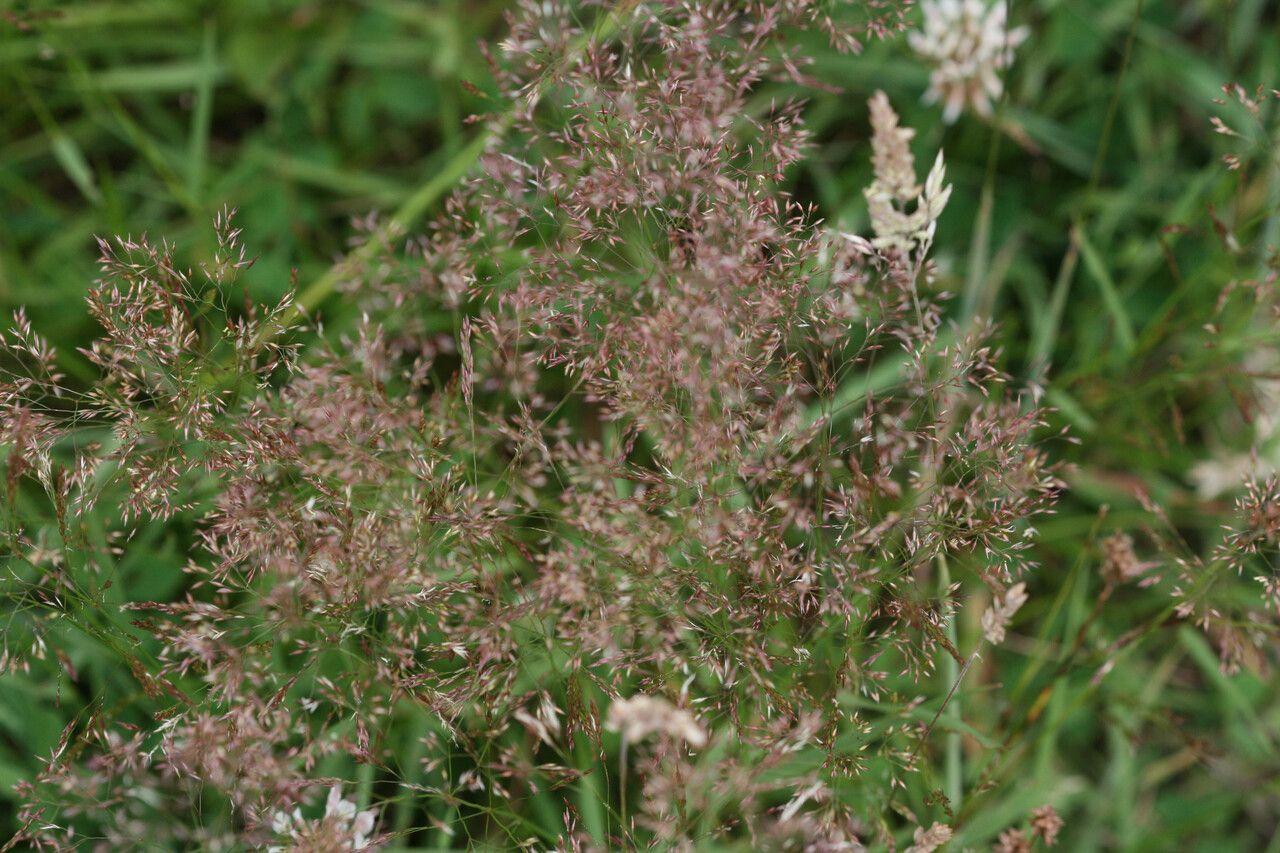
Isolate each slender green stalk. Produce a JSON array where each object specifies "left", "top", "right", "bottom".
[
  {"left": 618, "top": 737, "right": 630, "bottom": 844},
  {"left": 938, "top": 553, "right": 963, "bottom": 811}
]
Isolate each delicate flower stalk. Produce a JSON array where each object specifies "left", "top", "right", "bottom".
[
  {"left": 865, "top": 91, "right": 952, "bottom": 255},
  {"left": 1030, "top": 804, "right": 1064, "bottom": 846},
  {"left": 1100, "top": 532, "right": 1146, "bottom": 587},
  {"left": 981, "top": 581, "right": 1028, "bottom": 645},
  {"left": 906, "top": 821, "right": 953, "bottom": 853}
]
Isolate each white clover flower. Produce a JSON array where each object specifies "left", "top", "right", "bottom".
[
  {"left": 269, "top": 786, "right": 378, "bottom": 851},
  {"left": 606, "top": 694, "right": 707, "bottom": 747},
  {"left": 909, "top": 0, "right": 1029, "bottom": 122}
]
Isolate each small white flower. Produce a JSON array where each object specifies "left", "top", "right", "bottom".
[
  {"left": 269, "top": 786, "right": 378, "bottom": 851},
  {"left": 909, "top": 0, "right": 1029, "bottom": 122},
  {"left": 606, "top": 694, "right": 707, "bottom": 747}
]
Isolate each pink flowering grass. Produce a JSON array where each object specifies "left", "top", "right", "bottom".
[{"left": 3, "top": 1, "right": 1280, "bottom": 849}]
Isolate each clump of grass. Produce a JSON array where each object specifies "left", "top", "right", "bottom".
[{"left": 3, "top": 0, "right": 1280, "bottom": 850}]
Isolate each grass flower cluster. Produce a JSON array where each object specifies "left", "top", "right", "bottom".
[{"left": 2, "top": 0, "right": 1280, "bottom": 850}]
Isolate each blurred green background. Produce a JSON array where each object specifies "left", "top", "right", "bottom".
[
  {"left": 2, "top": 0, "right": 1280, "bottom": 848},
  {"left": 0, "top": 1, "right": 499, "bottom": 349}
]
